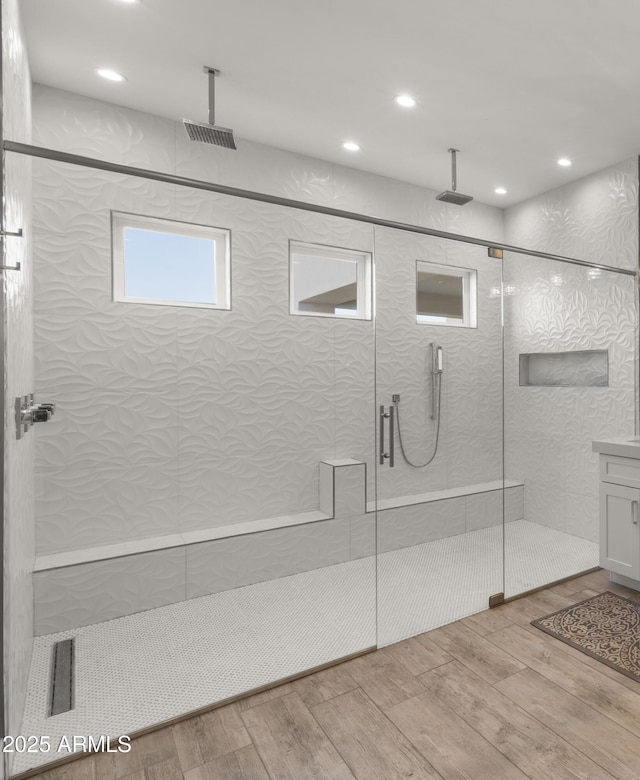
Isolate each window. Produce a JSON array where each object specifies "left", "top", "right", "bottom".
[
  {"left": 416, "top": 261, "right": 477, "bottom": 328},
  {"left": 289, "top": 241, "right": 372, "bottom": 319},
  {"left": 112, "top": 212, "right": 230, "bottom": 309}
]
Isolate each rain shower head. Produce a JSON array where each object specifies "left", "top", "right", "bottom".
[
  {"left": 183, "top": 67, "right": 237, "bottom": 150},
  {"left": 436, "top": 190, "right": 473, "bottom": 206},
  {"left": 436, "top": 148, "right": 473, "bottom": 205}
]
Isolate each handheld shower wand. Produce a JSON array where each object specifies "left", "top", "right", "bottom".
[
  {"left": 431, "top": 343, "right": 443, "bottom": 420},
  {"left": 394, "top": 343, "right": 444, "bottom": 469}
]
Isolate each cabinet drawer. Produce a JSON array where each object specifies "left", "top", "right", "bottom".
[{"left": 600, "top": 455, "right": 640, "bottom": 488}]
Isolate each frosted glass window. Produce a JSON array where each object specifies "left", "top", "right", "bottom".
[
  {"left": 416, "top": 260, "right": 477, "bottom": 328},
  {"left": 290, "top": 241, "right": 372, "bottom": 319},
  {"left": 112, "top": 212, "right": 230, "bottom": 309}
]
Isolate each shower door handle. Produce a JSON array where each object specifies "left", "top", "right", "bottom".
[{"left": 379, "top": 405, "right": 395, "bottom": 468}]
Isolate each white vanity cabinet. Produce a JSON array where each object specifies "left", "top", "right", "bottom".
[{"left": 594, "top": 441, "right": 640, "bottom": 587}]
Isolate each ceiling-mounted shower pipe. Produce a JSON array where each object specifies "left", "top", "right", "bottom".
[
  {"left": 183, "top": 66, "right": 237, "bottom": 149},
  {"left": 436, "top": 148, "right": 473, "bottom": 205}
]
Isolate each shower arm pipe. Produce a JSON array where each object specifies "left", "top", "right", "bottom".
[
  {"left": 5, "top": 140, "right": 636, "bottom": 278},
  {"left": 448, "top": 147, "right": 458, "bottom": 192},
  {"left": 204, "top": 66, "right": 220, "bottom": 126}
]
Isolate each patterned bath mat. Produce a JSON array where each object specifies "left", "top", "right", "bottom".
[{"left": 531, "top": 591, "right": 640, "bottom": 681}]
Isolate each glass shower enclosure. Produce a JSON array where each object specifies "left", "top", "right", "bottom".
[{"left": 5, "top": 141, "right": 638, "bottom": 775}]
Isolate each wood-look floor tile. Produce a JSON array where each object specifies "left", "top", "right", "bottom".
[
  {"left": 518, "top": 621, "right": 640, "bottom": 694},
  {"left": 609, "top": 583, "right": 640, "bottom": 604},
  {"left": 236, "top": 682, "right": 294, "bottom": 712},
  {"left": 419, "top": 660, "right": 615, "bottom": 780},
  {"left": 379, "top": 632, "right": 453, "bottom": 676},
  {"left": 460, "top": 606, "right": 513, "bottom": 637},
  {"left": 427, "top": 621, "right": 525, "bottom": 684},
  {"left": 289, "top": 662, "right": 360, "bottom": 707},
  {"left": 35, "top": 760, "right": 97, "bottom": 780},
  {"left": 562, "top": 587, "right": 603, "bottom": 602},
  {"left": 94, "top": 729, "right": 177, "bottom": 780},
  {"left": 312, "top": 688, "right": 443, "bottom": 780},
  {"left": 236, "top": 664, "right": 360, "bottom": 712},
  {"left": 144, "top": 758, "right": 183, "bottom": 780},
  {"left": 545, "top": 570, "right": 606, "bottom": 598},
  {"left": 241, "top": 692, "right": 355, "bottom": 779},
  {"left": 172, "top": 703, "right": 251, "bottom": 771},
  {"left": 546, "top": 578, "right": 596, "bottom": 599},
  {"left": 338, "top": 647, "right": 426, "bottom": 709},
  {"left": 496, "top": 668, "right": 640, "bottom": 780},
  {"left": 487, "top": 624, "right": 640, "bottom": 738},
  {"left": 386, "top": 689, "right": 528, "bottom": 780},
  {"left": 491, "top": 590, "right": 574, "bottom": 625},
  {"left": 183, "top": 746, "right": 268, "bottom": 780}
]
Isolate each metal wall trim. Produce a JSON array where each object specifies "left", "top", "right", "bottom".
[{"left": 4, "top": 139, "right": 637, "bottom": 278}]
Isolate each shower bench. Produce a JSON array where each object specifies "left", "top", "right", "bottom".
[{"left": 32, "top": 461, "right": 523, "bottom": 634}]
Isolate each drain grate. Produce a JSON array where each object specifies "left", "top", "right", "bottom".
[{"left": 49, "top": 638, "right": 74, "bottom": 716}]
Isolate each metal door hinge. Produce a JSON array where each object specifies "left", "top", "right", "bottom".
[
  {"left": 16, "top": 394, "right": 56, "bottom": 439},
  {"left": 1, "top": 227, "right": 23, "bottom": 270}
]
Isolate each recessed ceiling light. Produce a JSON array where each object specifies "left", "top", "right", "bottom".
[
  {"left": 118, "top": 0, "right": 140, "bottom": 3},
  {"left": 557, "top": 157, "right": 572, "bottom": 167},
  {"left": 343, "top": 141, "right": 360, "bottom": 152},
  {"left": 494, "top": 187, "right": 507, "bottom": 195},
  {"left": 96, "top": 68, "right": 126, "bottom": 82},
  {"left": 395, "top": 95, "right": 416, "bottom": 108}
]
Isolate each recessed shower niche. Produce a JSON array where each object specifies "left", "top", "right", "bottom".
[{"left": 519, "top": 349, "right": 609, "bottom": 387}]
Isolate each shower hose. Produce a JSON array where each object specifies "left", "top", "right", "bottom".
[{"left": 394, "top": 372, "right": 442, "bottom": 469}]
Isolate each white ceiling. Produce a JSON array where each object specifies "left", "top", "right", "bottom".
[{"left": 19, "top": 0, "right": 640, "bottom": 207}]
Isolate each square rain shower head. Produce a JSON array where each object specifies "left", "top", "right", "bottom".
[
  {"left": 435, "top": 190, "right": 474, "bottom": 206},
  {"left": 183, "top": 119, "right": 237, "bottom": 149}
]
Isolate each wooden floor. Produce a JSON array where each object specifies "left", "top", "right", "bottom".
[{"left": 28, "top": 568, "right": 640, "bottom": 780}]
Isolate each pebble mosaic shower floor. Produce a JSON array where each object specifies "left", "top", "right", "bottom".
[{"left": 15, "top": 520, "right": 598, "bottom": 774}]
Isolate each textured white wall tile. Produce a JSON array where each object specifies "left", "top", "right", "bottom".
[
  {"left": 185, "top": 520, "right": 350, "bottom": 599},
  {"left": 33, "top": 151, "right": 381, "bottom": 547},
  {"left": 176, "top": 130, "right": 335, "bottom": 206},
  {"left": 503, "top": 253, "right": 636, "bottom": 541},
  {"left": 504, "top": 158, "right": 638, "bottom": 271},
  {"left": 3, "top": 0, "right": 34, "bottom": 752},
  {"left": 349, "top": 514, "right": 375, "bottom": 559},
  {"left": 33, "top": 549, "right": 186, "bottom": 635},
  {"left": 377, "top": 497, "right": 467, "bottom": 553},
  {"left": 466, "top": 490, "right": 503, "bottom": 531},
  {"left": 505, "top": 486, "right": 524, "bottom": 523},
  {"left": 35, "top": 464, "right": 179, "bottom": 554},
  {"left": 334, "top": 463, "right": 366, "bottom": 517},
  {"left": 318, "top": 462, "right": 334, "bottom": 516},
  {"left": 32, "top": 85, "right": 177, "bottom": 172},
  {"left": 374, "top": 228, "right": 504, "bottom": 501}
]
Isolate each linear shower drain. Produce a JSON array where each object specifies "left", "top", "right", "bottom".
[{"left": 49, "top": 638, "right": 74, "bottom": 716}]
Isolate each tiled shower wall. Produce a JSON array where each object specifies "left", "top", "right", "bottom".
[
  {"left": 32, "top": 162, "right": 376, "bottom": 554},
  {"left": 374, "top": 229, "right": 503, "bottom": 501},
  {"left": 503, "top": 159, "right": 639, "bottom": 545},
  {"left": 30, "top": 84, "right": 504, "bottom": 558},
  {"left": 2, "top": 0, "right": 34, "bottom": 759}
]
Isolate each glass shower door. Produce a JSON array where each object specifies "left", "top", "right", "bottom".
[
  {"left": 22, "top": 155, "right": 379, "bottom": 775},
  {"left": 502, "top": 250, "right": 638, "bottom": 598},
  {"left": 374, "top": 228, "right": 505, "bottom": 646}
]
